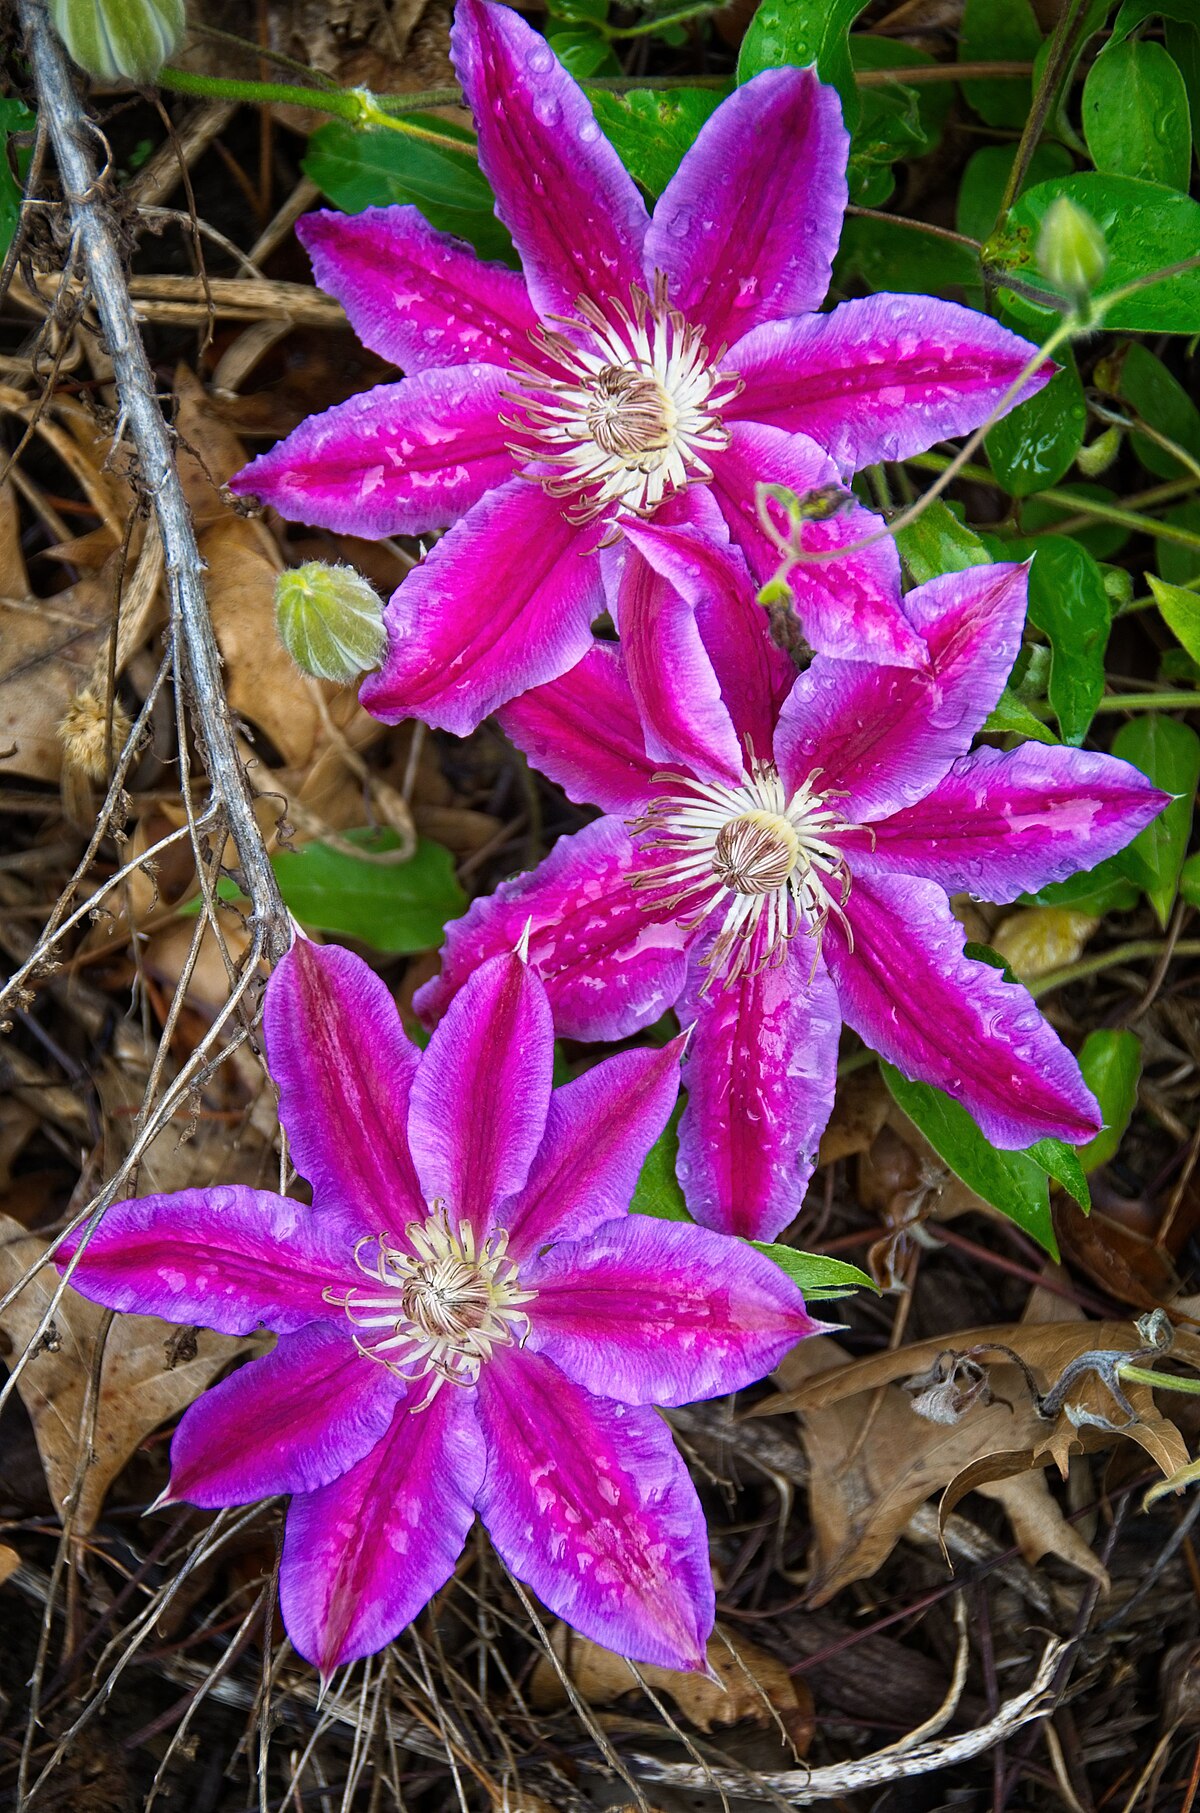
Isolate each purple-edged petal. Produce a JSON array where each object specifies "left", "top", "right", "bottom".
[
  {"left": 414, "top": 818, "right": 690, "bottom": 1044},
  {"left": 264, "top": 941, "right": 424, "bottom": 1232},
  {"left": 524, "top": 1216, "right": 820, "bottom": 1405},
  {"left": 58, "top": 1188, "right": 359, "bottom": 1336},
  {"left": 708, "top": 422, "right": 921, "bottom": 667},
  {"left": 608, "top": 523, "right": 744, "bottom": 786},
  {"left": 297, "top": 205, "right": 538, "bottom": 373},
  {"left": 774, "top": 561, "right": 1029, "bottom": 822},
  {"left": 855, "top": 743, "right": 1170, "bottom": 902},
  {"left": 408, "top": 952, "right": 553, "bottom": 1237},
  {"left": 504, "top": 1037, "right": 685, "bottom": 1258},
  {"left": 645, "top": 67, "right": 848, "bottom": 348},
  {"left": 280, "top": 1384, "right": 485, "bottom": 1674},
  {"left": 476, "top": 1349, "right": 713, "bottom": 1670},
  {"left": 498, "top": 640, "right": 658, "bottom": 817},
  {"left": 826, "top": 868, "right": 1101, "bottom": 1149},
  {"left": 168, "top": 1322, "right": 406, "bottom": 1508},
  {"left": 227, "top": 368, "right": 511, "bottom": 538},
  {"left": 726, "top": 296, "right": 1051, "bottom": 476},
  {"left": 359, "top": 477, "right": 602, "bottom": 736},
  {"left": 676, "top": 940, "right": 841, "bottom": 1241},
  {"left": 451, "top": 0, "right": 648, "bottom": 324}
]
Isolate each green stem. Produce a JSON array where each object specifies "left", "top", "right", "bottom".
[
  {"left": 1031, "top": 940, "right": 1200, "bottom": 998},
  {"left": 156, "top": 66, "right": 470, "bottom": 152},
  {"left": 905, "top": 452, "right": 1200, "bottom": 556},
  {"left": 1091, "top": 691, "right": 1199, "bottom": 712},
  {"left": 1119, "top": 1365, "right": 1200, "bottom": 1396},
  {"left": 604, "top": 2, "right": 715, "bottom": 38}
]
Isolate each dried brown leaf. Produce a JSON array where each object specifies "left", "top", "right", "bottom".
[{"left": 0, "top": 1214, "right": 247, "bottom": 1533}]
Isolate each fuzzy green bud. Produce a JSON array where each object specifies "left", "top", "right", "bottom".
[
  {"left": 50, "top": 0, "right": 186, "bottom": 82},
  {"left": 1036, "top": 197, "right": 1108, "bottom": 308},
  {"left": 1076, "top": 425, "right": 1122, "bottom": 477},
  {"left": 274, "top": 562, "right": 386, "bottom": 686}
]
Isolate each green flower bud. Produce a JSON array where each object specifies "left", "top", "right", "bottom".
[
  {"left": 1036, "top": 197, "right": 1108, "bottom": 308},
  {"left": 1076, "top": 425, "right": 1122, "bottom": 477},
  {"left": 50, "top": 0, "right": 185, "bottom": 82},
  {"left": 274, "top": 562, "right": 386, "bottom": 686}
]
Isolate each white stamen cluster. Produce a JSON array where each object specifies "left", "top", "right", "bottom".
[
  {"left": 504, "top": 275, "right": 741, "bottom": 533},
  {"left": 631, "top": 761, "right": 856, "bottom": 988},
  {"left": 327, "top": 1209, "right": 535, "bottom": 1409}
]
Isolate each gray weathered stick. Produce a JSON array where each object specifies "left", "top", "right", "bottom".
[{"left": 18, "top": 0, "right": 290, "bottom": 959}]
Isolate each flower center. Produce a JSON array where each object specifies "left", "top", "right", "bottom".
[
  {"left": 502, "top": 275, "right": 741, "bottom": 534},
  {"left": 325, "top": 1209, "right": 535, "bottom": 1408},
  {"left": 712, "top": 811, "right": 801, "bottom": 895},
  {"left": 630, "top": 762, "right": 856, "bottom": 989}
]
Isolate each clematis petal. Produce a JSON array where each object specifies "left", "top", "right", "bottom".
[
  {"left": 645, "top": 66, "right": 847, "bottom": 348},
  {"left": 498, "top": 640, "right": 658, "bottom": 817},
  {"left": 504, "top": 1037, "right": 685, "bottom": 1257},
  {"left": 167, "top": 1323, "right": 406, "bottom": 1508},
  {"left": 708, "top": 422, "right": 921, "bottom": 667},
  {"left": 826, "top": 868, "right": 1102, "bottom": 1149},
  {"left": 856, "top": 743, "right": 1170, "bottom": 901},
  {"left": 264, "top": 941, "right": 424, "bottom": 1231},
  {"left": 280, "top": 1385, "right": 485, "bottom": 1675},
  {"left": 451, "top": 0, "right": 649, "bottom": 324},
  {"left": 58, "top": 1188, "right": 359, "bottom": 1335},
  {"left": 359, "top": 477, "right": 602, "bottom": 736},
  {"left": 676, "top": 939, "right": 841, "bottom": 1241},
  {"left": 524, "top": 1216, "right": 821, "bottom": 1405},
  {"left": 408, "top": 952, "right": 553, "bottom": 1236},
  {"left": 774, "top": 561, "right": 1029, "bottom": 822},
  {"left": 476, "top": 1349, "right": 713, "bottom": 1670},
  {"left": 297, "top": 205, "right": 539, "bottom": 372},
  {"left": 414, "top": 818, "right": 690, "bottom": 1043},
  {"left": 227, "top": 368, "right": 511, "bottom": 538},
  {"left": 726, "top": 297, "right": 1051, "bottom": 475},
  {"left": 609, "top": 522, "right": 744, "bottom": 787}
]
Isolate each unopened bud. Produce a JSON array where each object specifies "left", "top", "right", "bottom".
[
  {"left": 1076, "top": 424, "right": 1122, "bottom": 477},
  {"left": 274, "top": 561, "right": 386, "bottom": 685},
  {"left": 1036, "top": 196, "right": 1108, "bottom": 308},
  {"left": 50, "top": 0, "right": 186, "bottom": 82},
  {"left": 58, "top": 686, "right": 132, "bottom": 781}
]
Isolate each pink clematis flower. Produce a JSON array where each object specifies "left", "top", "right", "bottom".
[
  {"left": 228, "top": 0, "right": 1049, "bottom": 733},
  {"left": 417, "top": 525, "right": 1168, "bottom": 1241},
  {"left": 58, "top": 940, "right": 821, "bottom": 1674}
]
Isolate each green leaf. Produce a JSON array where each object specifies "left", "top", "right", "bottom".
[
  {"left": 986, "top": 343, "right": 1086, "bottom": 496},
  {"left": 880, "top": 1063, "right": 1059, "bottom": 1255},
  {"left": 548, "top": 0, "right": 607, "bottom": 21},
  {"left": 1083, "top": 38, "right": 1193, "bottom": 190},
  {"left": 631, "top": 1116, "right": 692, "bottom": 1221},
  {"left": 1024, "top": 853, "right": 1140, "bottom": 914},
  {"left": 846, "top": 41, "right": 944, "bottom": 207},
  {"left": 835, "top": 214, "right": 978, "bottom": 295},
  {"left": 547, "top": 26, "right": 620, "bottom": 76},
  {"left": 850, "top": 37, "right": 954, "bottom": 138},
  {"left": 1159, "top": 500, "right": 1200, "bottom": 587},
  {"left": 961, "top": 0, "right": 1043, "bottom": 127},
  {"left": 737, "top": 0, "right": 869, "bottom": 129},
  {"left": 1166, "top": 20, "right": 1200, "bottom": 143},
  {"left": 895, "top": 498, "right": 990, "bottom": 585},
  {"left": 0, "top": 98, "right": 34, "bottom": 260},
  {"left": 585, "top": 86, "right": 724, "bottom": 195},
  {"left": 302, "top": 120, "right": 514, "bottom": 265},
  {"left": 749, "top": 1244, "right": 877, "bottom": 1300},
  {"left": 1095, "top": 341, "right": 1200, "bottom": 480},
  {"left": 1076, "top": 1028, "right": 1142, "bottom": 1171},
  {"left": 1025, "top": 536, "right": 1111, "bottom": 744},
  {"left": 956, "top": 141, "right": 1073, "bottom": 244},
  {"left": 270, "top": 831, "right": 466, "bottom": 953},
  {"left": 1149, "top": 574, "right": 1200, "bottom": 665},
  {"left": 1002, "top": 174, "right": 1200, "bottom": 335},
  {"left": 1111, "top": 714, "right": 1200, "bottom": 924},
  {"left": 983, "top": 688, "right": 1060, "bottom": 744},
  {"left": 1180, "top": 848, "right": 1200, "bottom": 907},
  {"left": 1026, "top": 1138, "right": 1090, "bottom": 1212}
]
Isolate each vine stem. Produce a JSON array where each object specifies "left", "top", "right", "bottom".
[{"left": 19, "top": 0, "right": 291, "bottom": 961}]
